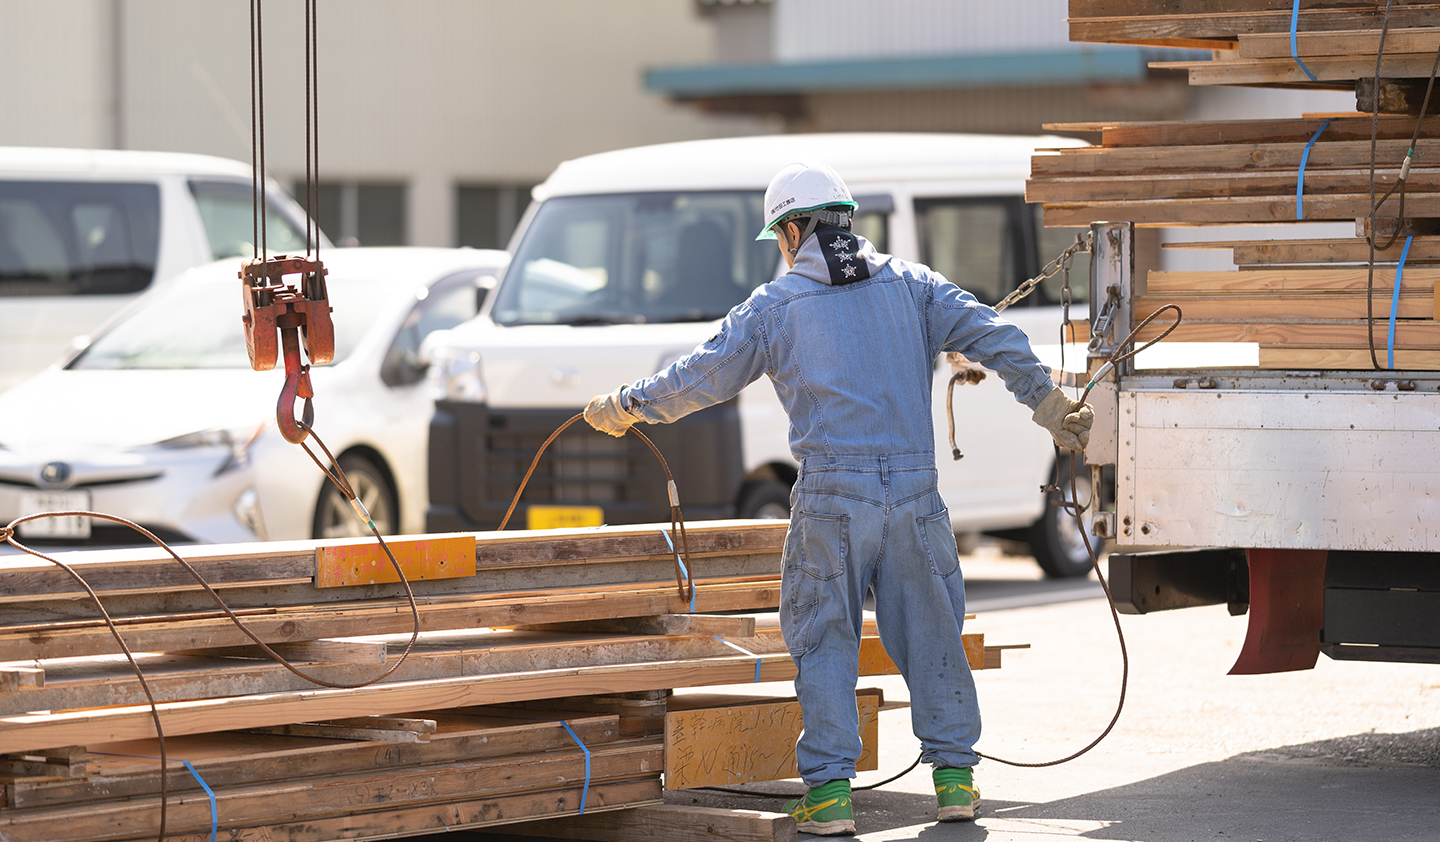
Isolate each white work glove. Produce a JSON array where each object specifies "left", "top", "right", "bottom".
[
  {"left": 1032, "top": 387, "right": 1093, "bottom": 452},
  {"left": 584, "top": 385, "right": 637, "bottom": 437}
]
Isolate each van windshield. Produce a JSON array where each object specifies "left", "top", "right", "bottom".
[{"left": 492, "top": 192, "right": 777, "bottom": 326}]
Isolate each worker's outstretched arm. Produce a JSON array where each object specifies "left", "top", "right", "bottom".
[
  {"left": 583, "top": 303, "right": 768, "bottom": 436},
  {"left": 928, "top": 275, "right": 1055, "bottom": 411}
]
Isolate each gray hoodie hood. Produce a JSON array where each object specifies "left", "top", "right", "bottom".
[{"left": 788, "top": 223, "right": 891, "bottom": 286}]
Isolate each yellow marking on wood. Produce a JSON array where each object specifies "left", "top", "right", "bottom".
[
  {"left": 527, "top": 505, "right": 605, "bottom": 530},
  {"left": 316, "top": 534, "right": 475, "bottom": 588}
]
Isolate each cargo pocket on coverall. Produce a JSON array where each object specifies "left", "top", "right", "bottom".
[
  {"left": 918, "top": 507, "right": 960, "bottom": 578},
  {"left": 781, "top": 511, "right": 848, "bottom": 655}
]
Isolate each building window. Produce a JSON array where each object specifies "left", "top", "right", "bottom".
[
  {"left": 295, "top": 181, "right": 408, "bottom": 247},
  {"left": 456, "top": 184, "right": 535, "bottom": 250}
]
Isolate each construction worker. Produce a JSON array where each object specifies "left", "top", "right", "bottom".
[{"left": 584, "top": 161, "right": 1092, "bottom": 835}]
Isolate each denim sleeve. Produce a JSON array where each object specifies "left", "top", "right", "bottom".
[
  {"left": 928, "top": 274, "right": 1055, "bottom": 411},
  {"left": 623, "top": 303, "right": 769, "bottom": 424}
]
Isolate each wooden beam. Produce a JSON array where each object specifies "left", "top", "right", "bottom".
[
  {"left": 5, "top": 713, "right": 622, "bottom": 811},
  {"left": 513, "top": 614, "right": 758, "bottom": 638},
  {"left": 239, "top": 716, "right": 438, "bottom": 743},
  {"left": 171, "top": 638, "right": 388, "bottom": 665},
  {"left": 503, "top": 804, "right": 796, "bottom": 842},
  {"left": 1159, "top": 237, "right": 1440, "bottom": 265},
  {"left": 1135, "top": 293, "right": 1433, "bottom": 320},
  {"left": 1239, "top": 26, "right": 1440, "bottom": 59},
  {"left": 0, "top": 667, "right": 43, "bottom": 693},
  {"left": 1043, "top": 192, "right": 1440, "bottom": 226},
  {"left": 1134, "top": 319, "right": 1440, "bottom": 347},
  {"left": 663, "top": 693, "right": 881, "bottom": 790},
  {"left": 1147, "top": 268, "right": 1440, "bottom": 292},
  {"left": 1258, "top": 347, "right": 1440, "bottom": 369}
]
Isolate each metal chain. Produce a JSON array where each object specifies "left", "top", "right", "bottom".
[{"left": 993, "top": 232, "right": 1090, "bottom": 313}]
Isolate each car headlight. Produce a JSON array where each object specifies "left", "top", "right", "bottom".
[
  {"left": 157, "top": 422, "right": 266, "bottom": 476},
  {"left": 234, "top": 486, "right": 268, "bottom": 540},
  {"left": 427, "top": 347, "right": 487, "bottom": 403}
]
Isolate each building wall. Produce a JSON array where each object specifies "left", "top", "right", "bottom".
[
  {"left": 0, "top": 0, "right": 773, "bottom": 246},
  {"left": 773, "top": 0, "right": 1071, "bottom": 61}
]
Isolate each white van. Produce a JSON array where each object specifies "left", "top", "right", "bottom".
[
  {"left": 0, "top": 147, "right": 319, "bottom": 393},
  {"left": 426, "top": 133, "right": 1099, "bottom": 576}
]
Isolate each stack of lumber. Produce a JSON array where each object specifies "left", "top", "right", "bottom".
[
  {"left": 1029, "top": 116, "right": 1440, "bottom": 226},
  {"left": 0, "top": 522, "right": 1018, "bottom": 842},
  {"left": 1029, "top": 3, "right": 1440, "bottom": 370},
  {"left": 1070, "top": 0, "right": 1440, "bottom": 90}
]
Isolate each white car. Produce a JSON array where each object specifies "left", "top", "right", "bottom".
[{"left": 0, "top": 247, "right": 507, "bottom": 545}]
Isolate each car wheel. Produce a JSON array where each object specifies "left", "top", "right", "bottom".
[
  {"left": 313, "top": 454, "right": 398, "bottom": 539},
  {"left": 738, "top": 480, "right": 791, "bottom": 520},
  {"left": 1028, "top": 456, "right": 1106, "bottom": 578}
]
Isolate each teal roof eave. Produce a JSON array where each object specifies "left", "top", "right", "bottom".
[{"left": 646, "top": 47, "right": 1186, "bottom": 97}]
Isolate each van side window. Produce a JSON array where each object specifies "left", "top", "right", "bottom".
[
  {"left": 915, "top": 197, "right": 1025, "bottom": 307},
  {"left": 189, "top": 180, "right": 309, "bottom": 260},
  {"left": 0, "top": 181, "right": 160, "bottom": 296}
]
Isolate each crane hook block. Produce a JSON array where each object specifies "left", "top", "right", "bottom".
[{"left": 240, "top": 255, "right": 335, "bottom": 372}]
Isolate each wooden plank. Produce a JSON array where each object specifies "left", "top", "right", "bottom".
[
  {"left": 1031, "top": 137, "right": 1427, "bottom": 177},
  {"left": 1070, "top": 7, "right": 1440, "bottom": 46},
  {"left": 0, "top": 667, "right": 44, "bottom": 693},
  {"left": 239, "top": 716, "right": 438, "bottom": 743},
  {"left": 1086, "top": 115, "right": 1440, "bottom": 149},
  {"left": 1029, "top": 167, "right": 1440, "bottom": 204},
  {"left": 0, "top": 747, "right": 85, "bottom": 781},
  {"left": 1147, "top": 268, "right": 1440, "bottom": 292},
  {"left": 1156, "top": 52, "right": 1440, "bottom": 86},
  {"left": 125, "top": 778, "right": 663, "bottom": 842},
  {"left": 0, "top": 575, "right": 784, "bottom": 662},
  {"left": 663, "top": 693, "right": 880, "bottom": 790},
  {"left": 1043, "top": 192, "right": 1440, "bottom": 225},
  {"left": 1239, "top": 26, "right": 1440, "bottom": 59},
  {"left": 1135, "top": 294, "right": 1434, "bottom": 319},
  {"left": 0, "top": 652, "right": 801, "bottom": 753},
  {"left": 0, "top": 739, "right": 663, "bottom": 842},
  {"left": 171, "top": 638, "right": 388, "bottom": 664},
  {"left": 513, "top": 614, "right": 758, "bottom": 638},
  {"left": 1158, "top": 237, "right": 1440, "bottom": 265},
  {"left": 1258, "top": 347, "right": 1440, "bottom": 368},
  {"left": 0, "top": 520, "right": 786, "bottom": 604},
  {"left": 315, "top": 534, "right": 475, "bottom": 588},
  {"left": 504, "top": 804, "right": 796, "bottom": 842},
  {"left": 6, "top": 714, "right": 622, "bottom": 810},
  {"left": 1133, "top": 319, "right": 1440, "bottom": 346}
]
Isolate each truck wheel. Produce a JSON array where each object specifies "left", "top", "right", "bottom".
[
  {"left": 314, "top": 454, "right": 398, "bottom": 539},
  {"left": 738, "top": 481, "right": 791, "bottom": 520},
  {"left": 1028, "top": 456, "right": 1105, "bottom": 578}
]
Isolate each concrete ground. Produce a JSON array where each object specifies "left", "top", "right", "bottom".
[{"left": 661, "top": 552, "right": 1440, "bottom": 842}]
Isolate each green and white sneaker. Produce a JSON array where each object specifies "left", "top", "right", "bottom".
[
  {"left": 783, "top": 779, "right": 855, "bottom": 836},
  {"left": 934, "top": 766, "right": 980, "bottom": 821}
]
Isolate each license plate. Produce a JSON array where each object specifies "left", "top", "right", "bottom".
[
  {"left": 18, "top": 491, "right": 92, "bottom": 539},
  {"left": 526, "top": 505, "right": 604, "bottom": 530}
]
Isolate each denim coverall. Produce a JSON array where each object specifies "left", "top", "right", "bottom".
[{"left": 623, "top": 225, "right": 1055, "bottom": 785}]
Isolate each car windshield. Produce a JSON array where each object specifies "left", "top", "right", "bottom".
[
  {"left": 491, "top": 191, "right": 777, "bottom": 326},
  {"left": 70, "top": 271, "right": 395, "bottom": 370}
]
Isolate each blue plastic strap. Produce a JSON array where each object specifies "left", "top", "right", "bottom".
[
  {"left": 559, "top": 720, "right": 591, "bottom": 815},
  {"left": 1290, "top": 0, "right": 1319, "bottom": 82},
  {"left": 1389, "top": 234, "right": 1413, "bottom": 369},
  {"left": 714, "top": 636, "right": 763, "bottom": 682},
  {"left": 1296, "top": 117, "right": 1332, "bottom": 220},
  {"left": 659, "top": 529, "right": 696, "bottom": 612},
  {"left": 93, "top": 752, "right": 217, "bottom": 842}
]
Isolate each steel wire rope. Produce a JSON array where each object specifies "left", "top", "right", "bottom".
[
  {"left": 1365, "top": 0, "right": 1440, "bottom": 370},
  {"left": 496, "top": 413, "right": 696, "bottom": 603}
]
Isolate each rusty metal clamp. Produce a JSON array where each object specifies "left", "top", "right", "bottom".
[{"left": 241, "top": 255, "right": 333, "bottom": 444}]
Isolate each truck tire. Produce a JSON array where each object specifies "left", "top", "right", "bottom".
[
  {"left": 738, "top": 480, "right": 791, "bottom": 520},
  {"left": 1028, "top": 456, "right": 1106, "bottom": 578},
  {"left": 314, "top": 454, "right": 399, "bottom": 539}
]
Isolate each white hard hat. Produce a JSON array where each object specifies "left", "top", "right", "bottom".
[{"left": 756, "top": 161, "right": 857, "bottom": 241}]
